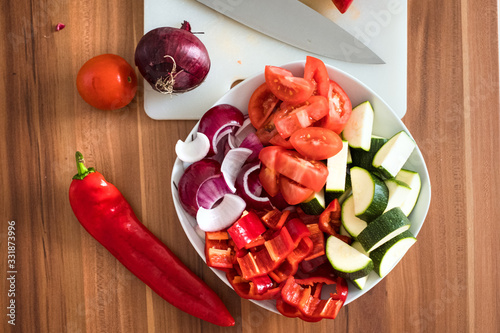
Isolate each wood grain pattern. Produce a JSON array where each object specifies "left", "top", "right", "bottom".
[{"left": 1, "top": 0, "right": 499, "bottom": 332}]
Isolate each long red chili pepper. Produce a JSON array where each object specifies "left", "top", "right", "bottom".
[{"left": 68, "top": 152, "right": 235, "bottom": 327}]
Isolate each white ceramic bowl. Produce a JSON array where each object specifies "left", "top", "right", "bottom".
[{"left": 171, "top": 61, "right": 431, "bottom": 314}]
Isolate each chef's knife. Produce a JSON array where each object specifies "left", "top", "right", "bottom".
[{"left": 196, "top": 0, "right": 384, "bottom": 64}]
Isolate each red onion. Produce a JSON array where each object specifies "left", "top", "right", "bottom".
[
  {"left": 221, "top": 148, "right": 253, "bottom": 192},
  {"left": 238, "top": 132, "right": 264, "bottom": 162},
  {"left": 177, "top": 159, "right": 221, "bottom": 217},
  {"left": 235, "top": 162, "right": 273, "bottom": 211},
  {"left": 196, "top": 194, "right": 247, "bottom": 232},
  {"left": 134, "top": 21, "right": 210, "bottom": 94},
  {"left": 198, "top": 104, "right": 245, "bottom": 155},
  {"left": 196, "top": 173, "right": 232, "bottom": 209}
]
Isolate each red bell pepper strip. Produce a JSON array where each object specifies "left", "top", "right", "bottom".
[
  {"left": 69, "top": 152, "right": 235, "bottom": 327},
  {"left": 269, "top": 236, "right": 313, "bottom": 283},
  {"left": 260, "top": 208, "right": 290, "bottom": 230},
  {"left": 228, "top": 211, "right": 267, "bottom": 249},
  {"left": 285, "top": 218, "right": 311, "bottom": 246},
  {"left": 237, "top": 227, "right": 295, "bottom": 279},
  {"left": 205, "top": 231, "right": 234, "bottom": 270},
  {"left": 276, "top": 298, "right": 323, "bottom": 322},
  {"left": 226, "top": 269, "right": 282, "bottom": 300},
  {"left": 319, "top": 199, "right": 352, "bottom": 244},
  {"left": 304, "top": 223, "right": 326, "bottom": 260},
  {"left": 281, "top": 275, "right": 348, "bottom": 320},
  {"left": 300, "top": 254, "right": 329, "bottom": 273}
]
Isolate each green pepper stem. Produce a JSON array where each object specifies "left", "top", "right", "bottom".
[{"left": 73, "top": 151, "right": 95, "bottom": 180}]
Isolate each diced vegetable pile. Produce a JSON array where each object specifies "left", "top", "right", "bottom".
[{"left": 175, "top": 57, "right": 422, "bottom": 321}]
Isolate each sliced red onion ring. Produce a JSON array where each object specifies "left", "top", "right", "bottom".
[
  {"left": 196, "top": 173, "right": 232, "bottom": 209},
  {"left": 198, "top": 104, "right": 244, "bottom": 156},
  {"left": 233, "top": 118, "right": 256, "bottom": 147},
  {"left": 213, "top": 125, "right": 236, "bottom": 155},
  {"left": 235, "top": 162, "right": 273, "bottom": 211},
  {"left": 238, "top": 132, "right": 264, "bottom": 162},
  {"left": 196, "top": 194, "right": 246, "bottom": 232},
  {"left": 177, "top": 159, "right": 221, "bottom": 217},
  {"left": 221, "top": 147, "right": 253, "bottom": 192},
  {"left": 210, "top": 131, "right": 231, "bottom": 164},
  {"left": 175, "top": 132, "right": 210, "bottom": 163}
]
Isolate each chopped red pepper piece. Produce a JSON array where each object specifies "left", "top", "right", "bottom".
[
  {"left": 276, "top": 298, "right": 323, "bottom": 322},
  {"left": 269, "top": 237, "right": 313, "bottom": 283},
  {"left": 295, "top": 206, "right": 319, "bottom": 224},
  {"left": 228, "top": 211, "right": 267, "bottom": 249},
  {"left": 300, "top": 254, "right": 329, "bottom": 273},
  {"left": 261, "top": 208, "right": 290, "bottom": 230},
  {"left": 319, "top": 199, "right": 352, "bottom": 244},
  {"left": 226, "top": 268, "right": 282, "bottom": 300},
  {"left": 205, "top": 231, "right": 234, "bottom": 270},
  {"left": 281, "top": 275, "right": 348, "bottom": 320},
  {"left": 304, "top": 223, "right": 325, "bottom": 260},
  {"left": 285, "top": 218, "right": 311, "bottom": 246},
  {"left": 237, "top": 227, "right": 295, "bottom": 279}
]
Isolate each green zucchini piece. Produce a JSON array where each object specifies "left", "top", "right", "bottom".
[
  {"left": 341, "top": 195, "right": 368, "bottom": 239},
  {"left": 370, "top": 230, "right": 416, "bottom": 277},
  {"left": 384, "top": 178, "right": 412, "bottom": 213},
  {"left": 350, "top": 136, "right": 388, "bottom": 171},
  {"left": 350, "top": 167, "right": 389, "bottom": 222},
  {"left": 357, "top": 207, "right": 411, "bottom": 253},
  {"left": 325, "top": 141, "right": 349, "bottom": 204},
  {"left": 300, "top": 189, "right": 325, "bottom": 215},
  {"left": 372, "top": 131, "right": 416, "bottom": 179},
  {"left": 395, "top": 169, "right": 422, "bottom": 216},
  {"left": 325, "top": 235, "right": 374, "bottom": 280},
  {"left": 342, "top": 101, "right": 374, "bottom": 151}
]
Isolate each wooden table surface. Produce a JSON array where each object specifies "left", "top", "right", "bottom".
[{"left": 1, "top": 0, "right": 499, "bottom": 332}]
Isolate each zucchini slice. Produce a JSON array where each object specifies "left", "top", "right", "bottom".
[
  {"left": 300, "top": 189, "right": 325, "bottom": 215},
  {"left": 370, "top": 230, "right": 416, "bottom": 277},
  {"left": 325, "top": 141, "right": 349, "bottom": 204},
  {"left": 350, "top": 136, "right": 388, "bottom": 171},
  {"left": 325, "top": 235, "right": 374, "bottom": 280},
  {"left": 350, "top": 241, "right": 371, "bottom": 289},
  {"left": 395, "top": 169, "right": 422, "bottom": 216},
  {"left": 350, "top": 167, "right": 389, "bottom": 222},
  {"left": 372, "top": 131, "right": 416, "bottom": 179},
  {"left": 384, "top": 178, "right": 412, "bottom": 213},
  {"left": 341, "top": 195, "right": 368, "bottom": 239},
  {"left": 342, "top": 101, "right": 374, "bottom": 151},
  {"left": 357, "top": 207, "right": 411, "bottom": 252}
]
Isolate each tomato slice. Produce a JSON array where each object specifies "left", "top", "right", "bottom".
[
  {"left": 304, "top": 56, "right": 330, "bottom": 98},
  {"left": 279, "top": 176, "right": 315, "bottom": 205},
  {"left": 248, "top": 83, "right": 280, "bottom": 129},
  {"left": 258, "top": 145, "right": 287, "bottom": 170},
  {"left": 269, "top": 134, "right": 294, "bottom": 149},
  {"left": 274, "top": 95, "right": 329, "bottom": 139},
  {"left": 265, "top": 66, "right": 314, "bottom": 104},
  {"left": 259, "top": 166, "right": 280, "bottom": 197},
  {"left": 255, "top": 113, "right": 278, "bottom": 145},
  {"left": 317, "top": 80, "right": 352, "bottom": 134},
  {"left": 274, "top": 150, "right": 328, "bottom": 192},
  {"left": 289, "top": 127, "right": 343, "bottom": 160}
]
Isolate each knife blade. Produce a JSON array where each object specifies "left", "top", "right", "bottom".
[{"left": 196, "top": 0, "right": 384, "bottom": 64}]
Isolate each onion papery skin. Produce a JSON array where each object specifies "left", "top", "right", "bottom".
[{"left": 134, "top": 22, "right": 211, "bottom": 93}]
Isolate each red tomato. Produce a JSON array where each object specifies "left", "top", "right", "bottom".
[
  {"left": 77, "top": 54, "right": 137, "bottom": 110},
  {"left": 279, "top": 176, "right": 314, "bottom": 205},
  {"left": 332, "top": 0, "right": 354, "bottom": 14},
  {"left": 265, "top": 66, "right": 314, "bottom": 104},
  {"left": 269, "top": 134, "right": 294, "bottom": 149},
  {"left": 275, "top": 150, "right": 328, "bottom": 192},
  {"left": 248, "top": 83, "right": 280, "bottom": 129},
  {"left": 274, "top": 96, "right": 329, "bottom": 139},
  {"left": 259, "top": 166, "right": 280, "bottom": 197},
  {"left": 317, "top": 80, "right": 352, "bottom": 134},
  {"left": 304, "top": 56, "right": 330, "bottom": 98},
  {"left": 290, "top": 127, "right": 343, "bottom": 160},
  {"left": 258, "top": 146, "right": 286, "bottom": 170}
]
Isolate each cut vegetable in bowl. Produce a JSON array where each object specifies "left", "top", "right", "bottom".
[{"left": 171, "top": 56, "right": 431, "bottom": 319}]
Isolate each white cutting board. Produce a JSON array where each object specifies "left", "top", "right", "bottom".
[{"left": 143, "top": 0, "right": 407, "bottom": 119}]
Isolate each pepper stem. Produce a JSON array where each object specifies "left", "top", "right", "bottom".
[{"left": 73, "top": 151, "right": 95, "bottom": 180}]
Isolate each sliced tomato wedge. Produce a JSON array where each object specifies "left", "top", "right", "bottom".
[
  {"left": 259, "top": 165, "right": 280, "bottom": 197},
  {"left": 304, "top": 56, "right": 330, "bottom": 98},
  {"left": 269, "top": 133, "right": 294, "bottom": 149},
  {"left": 258, "top": 145, "right": 286, "bottom": 170},
  {"left": 289, "top": 127, "right": 343, "bottom": 160},
  {"left": 274, "top": 95, "right": 329, "bottom": 139},
  {"left": 248, "top": 82, "right": 280, "bottom": 129},
  {"left": 317, "top": 80, "right": 352, "bottom": 134},
  {"left": 265, "top": 66, "right": 314, "bottom": 104},
  {"left": 279, "top": 176, "right": 315, "bottom": 205},
  {"left": 255, "top": 114, "right": 278, "bottom": 145},
  {"left": 274, "top": 150, "right": 328, "bottom": 192}
]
